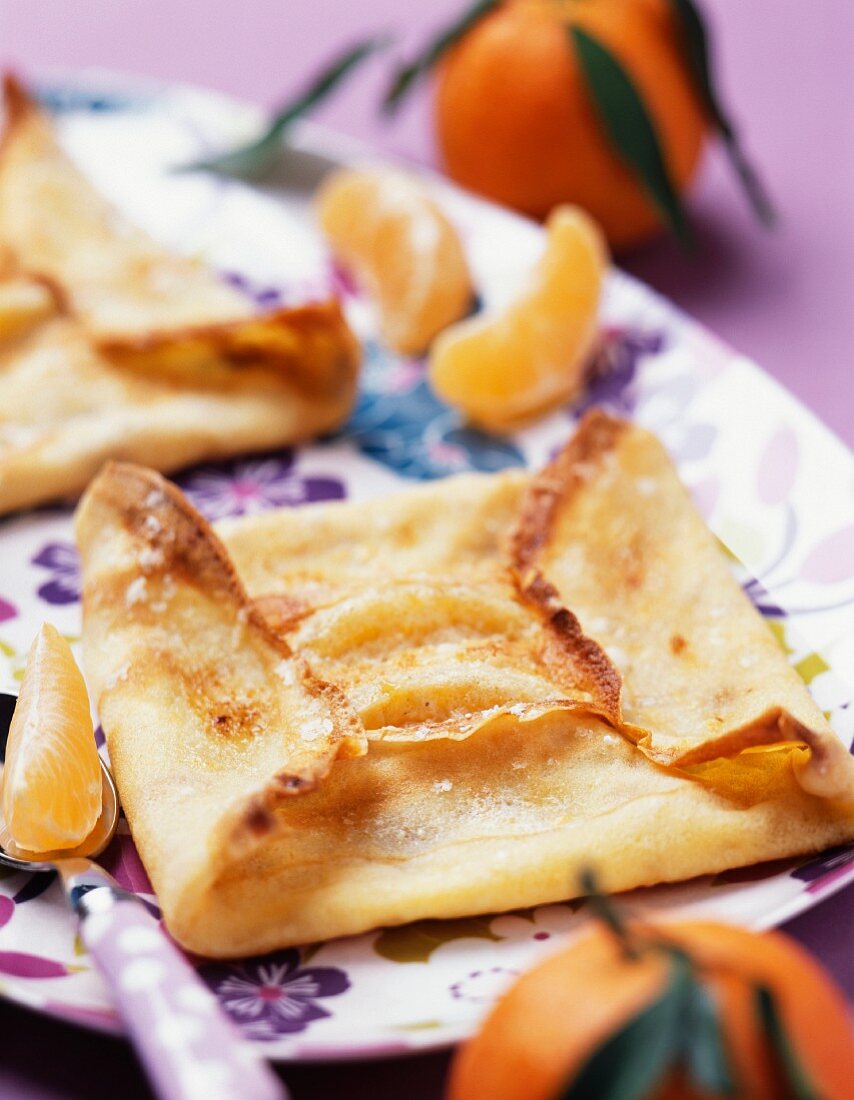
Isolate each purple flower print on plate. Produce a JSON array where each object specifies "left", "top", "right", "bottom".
[
  {"left": 449, "top": 967, "right": 519, "bottom": 1005},
  {"left": 201, "top": 949, "right": 350, "bottom": 1040},
  {"left": 327, "top": 258, "right": 360, "bottom": 301},
  {"left": 757, "top": 426, "right": 799, "bottom": 507},
  {"left": 574, "top": 326, "right": 665, "bottom": 420},
  {"left": 177, "top": 453, "right": 345, "bottom": 521},
  {"left": 0, "top": 951, "right": 74, "bottom": 979},
  {"left": 0, "top": 597, "right": 16, "bottom": 623},
  {"left": 791, "top": 844, "right": 854, "bottom": 894},
  {"left": 800, "top": 524, "right": 854, "bottom": 586},
  {"left": 31, "top": 542, "right": 81, "bottom": 605},
  {"left": 742, "top": 572, "right": 786, "bottom": 619},
  {"left": 0, "top": 896, "right": 14, "bottom": 930},
  {"left": 221, "top": 271, "right": 285, "bottom": 310},
  {"left": 99, "top": 829, "right": 154, "bottom": 895}
]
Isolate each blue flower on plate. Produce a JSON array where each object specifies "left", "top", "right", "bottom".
[
  {"left": 36, "top": 85, "right": 143, "bottom": 113},
  {"left": 176, "top": 452, "right": 345, "bottom": 521},
  {"left": 201, "top": 949, "right": 350, "bottom": 1040},
  {"left": 342, "top": 340, "right": 523, "bottom": 480},
  {"left": 31, "top": 542, "right": 81, "bottom": 606}
]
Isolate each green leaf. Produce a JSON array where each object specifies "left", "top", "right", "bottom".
[
  {"left": 383, "top": 0, "right": 499, "bottom": 113},
  {"left": 754, "top": 984, "right": 821, "bottom": 1100},
  {"left": 372, "top": 916, "right": 500, "bottom": 963},
  {"left": 570, "top": 26, "right": 692, "bottom": 248},
  {"left": 559, "top": 954, "right": 693, "bottom": 1100},
  {"left": 180, "top": 37, "right": 389, "bottom": 177},
  {"left": 682, "top": 981, "right": 737, "bottom": 1095},
  {"left": 579, "top": 869, "right": 638, "bottom": 959},
  {"left": 667, "top": 0, "right": 776, "bottom": 226}
]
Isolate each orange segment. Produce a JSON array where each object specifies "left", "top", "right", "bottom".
[
  {"left": 0, "top": 276, "right": 56, "bottom": 344},
  {"left": 428, "top": 205, "right": 607, "bottom": 430},
  {"left": 316, "top": 166, "right": 474, "bottom": 355},
  {"left": 1, "top": 623, "right": 101, "bottom": 852}
]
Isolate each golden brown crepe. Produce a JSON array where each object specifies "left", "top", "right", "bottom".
[
  {"left": 0, "top": 76, "right": 359, "bottom": 513},
  {"left": 75, "top": 411, "right": 854, "bottom": 957}
]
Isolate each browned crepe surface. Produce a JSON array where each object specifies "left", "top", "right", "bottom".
[
  {"left": 0, "top": 75, "right": 359, "bottom": 512},
  {"left": 76, "top": 412, "right": 854, "bottom": 956}
]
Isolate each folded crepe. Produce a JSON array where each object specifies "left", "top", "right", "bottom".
[
  {"left": 0, "top": 75, "right": 359, "bottom": 513},
  {"left": 75, "top": 411, "right": 854, "bottom": 957}
]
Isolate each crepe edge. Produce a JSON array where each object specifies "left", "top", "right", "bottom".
[
  {"left": 510, "top": 408, "right": 854, "bottom": 802},
  {"left": 164, "top": 779, "right": 854, "bottom": 957},
  {"left": 75, "top": 461, "right": 367, "bottom": 831},
  {"left": 94, "top": 299, "right": 361, "bottom": 404},
  {"left": 0, "top": 74, "right": 360, "bottom": 414}
]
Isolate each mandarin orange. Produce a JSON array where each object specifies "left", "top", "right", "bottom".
[
  {"left": 316, "top": 166, "right": 473, "bottom": 354},
  {"left": 447, "top": 919, "right": 854, "bottom": 1100},
  {"left": 1, "top": 624, "right": 101, "bottom": 853},
  {"left": 429, "top": 204, "right": 606, "bottom": 430},
  {"left": 435, "top": 0, "right": 707, "bottom": 250}
]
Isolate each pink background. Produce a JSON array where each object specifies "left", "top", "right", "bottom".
[
  {"left": 2, "top": 0, "right": 853, "bottom": 445},
  {"left": 0, "top": 3, "right": 852, "bottom": 1098}
]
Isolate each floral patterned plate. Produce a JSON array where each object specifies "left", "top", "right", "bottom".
[{"left": 0, "top": 74, "right": 853, "bottom": 1062}]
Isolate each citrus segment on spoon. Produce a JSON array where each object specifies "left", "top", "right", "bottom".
[
  {"left": 428, "top": 204, "right": 607, "bottom": 431},
  {"left": 316, "top": 166, "right": 474, "bottom": 355},
  {"left": 1, "top": 623, "right": 101, "bottom": 853}
]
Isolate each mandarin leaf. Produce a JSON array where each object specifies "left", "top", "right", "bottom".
[
  {"left": 754, "top": 985, "right": 820, "bottom": 1100},
  {"left": 383, "top": 0, "right": 499, "bottom": 113},
  {"left": 667, "top": 0, "right": 776, "bottom": 226},
  {"left": 579, "top": 869, "right": 638, "bottom": 959},
  {"left": 180, "top": 37, "right": 389, "bottom": 177},
  {"left": 570, "top": 26, "right": 692, "bottom": 248},
  {"left": 682, "top": 980, "right": 737, "bottom": 1094},
  {"left": 559, "top": 954, "right": 693, "bottom": 1100}
]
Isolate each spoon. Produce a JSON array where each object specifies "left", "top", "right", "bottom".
[{"left": 0, "top": 692, "right": 287, "bottom": 1100}]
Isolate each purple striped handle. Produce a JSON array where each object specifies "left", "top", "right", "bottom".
[{"left": 79, "top": 893, "right": 287, "bottom": 1100}]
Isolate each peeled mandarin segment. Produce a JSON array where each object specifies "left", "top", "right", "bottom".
[
  {"left": 316, "top": 166, "right": 474, "bottom": 355},
  {"left": 0, "top": 277, "right": 56, "bottom": 344},
  {"left": 428, "top": 205, "right": 607, "bottom": 430},
  {"left": 1, "top": 623, "right": 101, "bottom": 852}
]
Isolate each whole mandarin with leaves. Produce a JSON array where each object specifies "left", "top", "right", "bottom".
[
  {"left": 446, "top": 920, "right": 854, "bottom": 1100},
  {"left": 434, "top": 0, "right": 707, "bottom": 250}
]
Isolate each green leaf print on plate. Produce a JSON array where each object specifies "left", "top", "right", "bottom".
[{"left": 373, "top": 917, "right": 501, "bottom": 964}]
